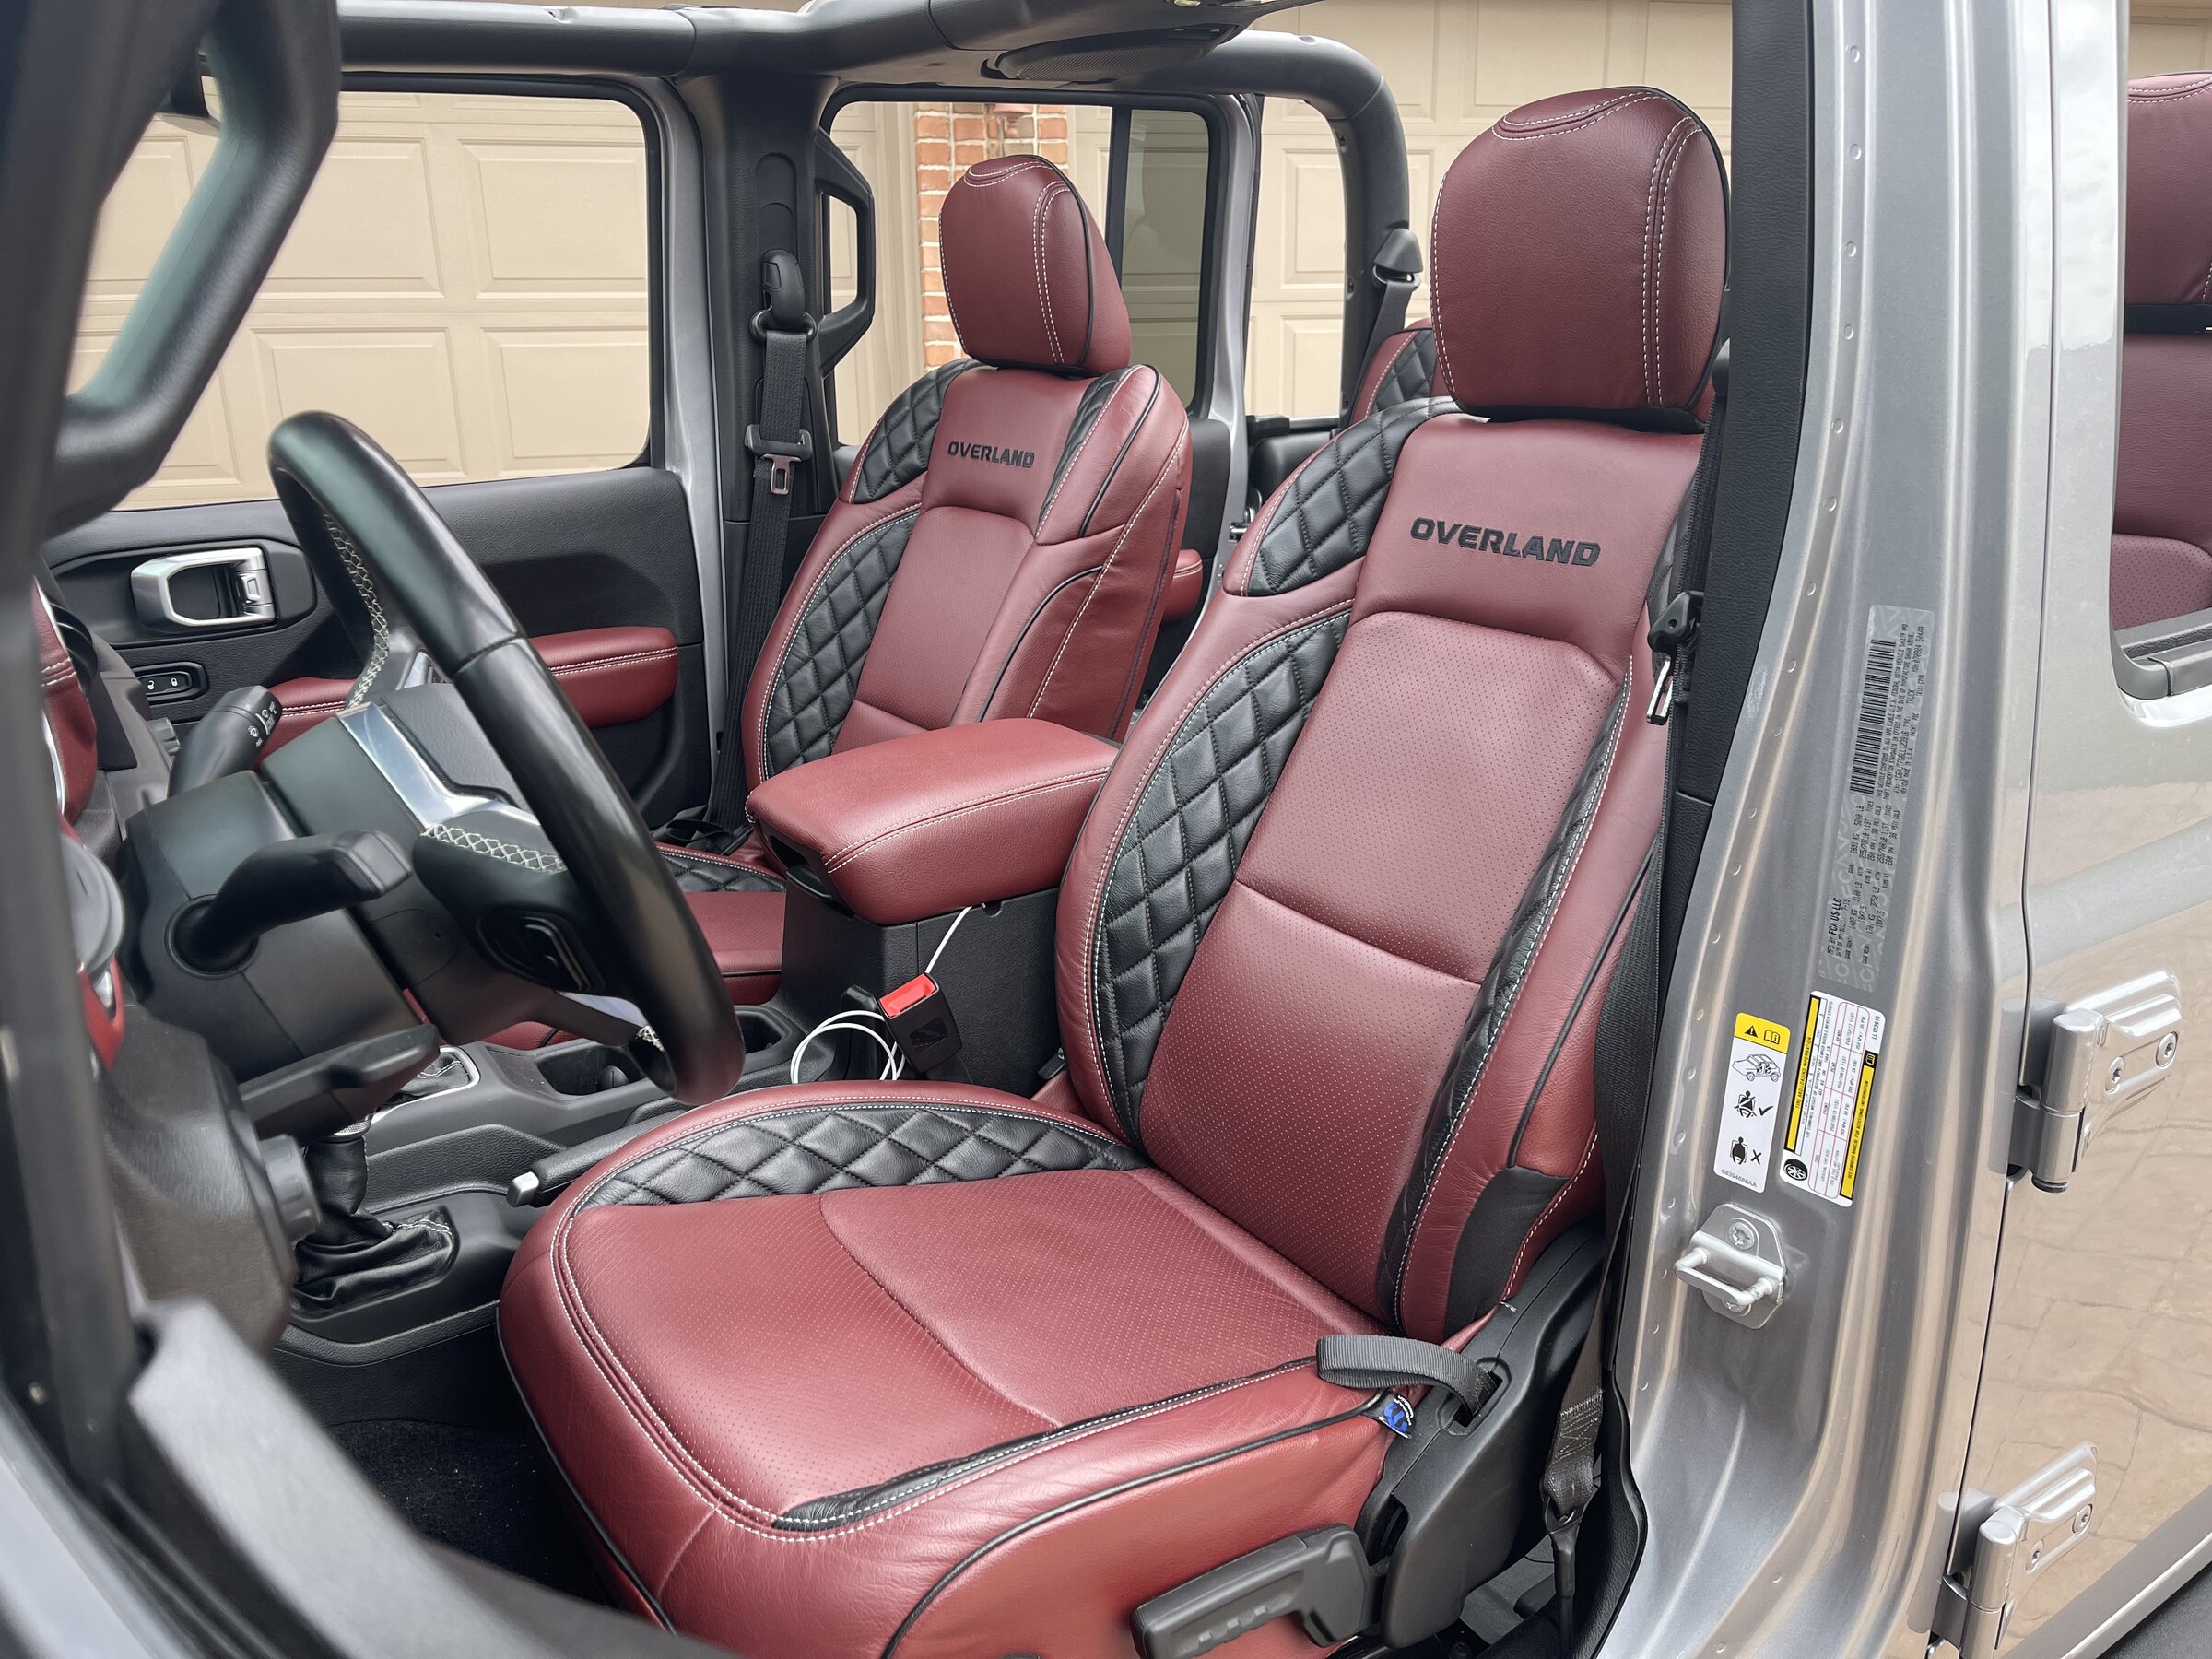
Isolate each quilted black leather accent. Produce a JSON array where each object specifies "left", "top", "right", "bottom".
[
  {"left": 1377, "top": 679, "right": 1632, "bottom": 1324},
  {"left": 1244, "top": 396, "right": 1451, "bottom": 595},
  {"left": 850, "top": 361, "right": 978, "bottom": 504},
  {"left": 575, "top": 1103, "right": 1138, "bottom": 1210},
  {"left": 1041, "top": 366, "right": 1140, "bottom": 529},
  {"left": 1359, "top": 326, "right": 1438, "bottom": 419},
  {"left": 658, "top": 846, "right": 782, "bottom": 895},
  {"left": 1093, "top": 610, "right": 1351, "bottom": 1142},
  {"left": 761, "top": 509, "right": 918, "bottom": 776}
]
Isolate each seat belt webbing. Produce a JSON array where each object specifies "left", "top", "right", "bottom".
[{"left": 699, "top": 251, "right": 816, "bottom": 836}]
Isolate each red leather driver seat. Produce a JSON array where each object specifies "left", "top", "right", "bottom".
[
  {"left": 2114, "top": 76, "right": 2212, "bottom": 630},
  {"left": 501, "top": 88, "right": 1725, "bottom": 1658}
]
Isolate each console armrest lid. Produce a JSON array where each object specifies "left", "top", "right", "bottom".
[{"left": 748, "top": 719, "right": 1117, "bottom": 924}]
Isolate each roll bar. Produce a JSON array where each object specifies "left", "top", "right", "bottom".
[{"left": 46, "top": 0, "right": 339, "bottom": 535}]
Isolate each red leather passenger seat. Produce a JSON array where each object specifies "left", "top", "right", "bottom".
[
  {"left": 2115, "top": 75, "right": 2212, "bottom": 630},
  {"left": 500, "top": 88, "right": 1725, "bottom": 1657},
  {"left": 656, "top": 153, "right": 1191, "bottom": 1003}
]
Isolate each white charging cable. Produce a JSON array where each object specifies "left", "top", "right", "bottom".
[
  {"left": 925, "top": 906, "right": 973, "bottom": 975},
  {"left": 785, "top": 906, "right": 976, "bottom": 1088},
  {"left": 790, "top": 1013, "right": 902, "bottom": 1086}
]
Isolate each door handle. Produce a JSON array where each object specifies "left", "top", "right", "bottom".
[{"left": 130, "top": 546, "right": 276, "bottom": 633}]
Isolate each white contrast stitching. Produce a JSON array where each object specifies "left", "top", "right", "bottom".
[{"left": 823, "top": 771, "right": 1112, "bottom": 871}]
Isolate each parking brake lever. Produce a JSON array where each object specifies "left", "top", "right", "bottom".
[{"left": 172, "top": 830, "right": 409, "bottom": 973}]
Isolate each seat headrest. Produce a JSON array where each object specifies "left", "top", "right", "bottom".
[
  {"left": 1430, "top": 88, "right": 1726, "bottom": 424},
  {"left": 2127, "top": 76, "right": 2212, "bottom": 307},
  {"left": 939, "top": 155, "right": 1132, "bottom": 375}
]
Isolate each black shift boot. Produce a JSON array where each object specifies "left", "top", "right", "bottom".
[{"left": 293, "top": 1128, "right": 455, "bottom": 1308}]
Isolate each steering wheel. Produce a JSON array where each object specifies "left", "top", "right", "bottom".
[{"left": 266, "top": 411, "right": 745, "bottom": 1106}]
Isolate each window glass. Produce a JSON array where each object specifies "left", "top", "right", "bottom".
[
  {"left": 1246, "top": 3, "right": 1734, "bottom": 417},
  {"left": 1116, "top": 107, "right": 1210, "bottom": 406},
  {"left": 2111, "top": 7, "right": 2212, "bottom": 691},
  {"left": 76, "top": 89, "right": 652, "bottom": 509},
  {"left": 826, "top": 99, "right": 1213, "bottom": 445}
]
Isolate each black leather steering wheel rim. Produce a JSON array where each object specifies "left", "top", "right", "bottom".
[{"left": 266, "top": 410, "right": 745, "bottom": 1106}]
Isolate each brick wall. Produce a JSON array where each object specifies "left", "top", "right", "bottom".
[{"left": 914, "top": 102, "right": 1072, "bottom": 366}]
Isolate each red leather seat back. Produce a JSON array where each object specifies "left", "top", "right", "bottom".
[
  {"left": 2117, "top": 76, "right": 2212, "bottom": 631},
  {"left": 1055, "top": 88, "right": 1725, "bottom": 1340},
  {"left": 738, "top": 156, "right": 1190, "bottom": 790}
]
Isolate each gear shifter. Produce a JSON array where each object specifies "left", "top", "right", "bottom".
[{"left": 291, "top": 1127, "right": 457, "bottom": 1308}]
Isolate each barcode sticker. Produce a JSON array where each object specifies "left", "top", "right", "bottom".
[
  {"left": 1818, "top": 606, "right": 1932, "bottom": 991},
  {"left": 1848, "top": 637, "right": 1898, "bottom": 794}
]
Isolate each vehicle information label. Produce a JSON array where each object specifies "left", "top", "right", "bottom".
[
  {"left": 1818, "top": 606, "right": 1933, "bottom": 992},
  {"left": 1714, "top": 1012, "right": 1794, "bottom": 1193},
  {"left": 1779, "top": 992, "right": 1885, "bottom": 1206}
]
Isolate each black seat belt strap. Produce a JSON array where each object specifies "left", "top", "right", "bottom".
[
  {"left": 1539, "top": 336, "right": 1730, "bottom": 1656},
  {"left": 1354, "top": 228, "right": 1424, "bottom": 412},
  {"left": 693, "top": 251, "right": 815, "bottom": 839}
]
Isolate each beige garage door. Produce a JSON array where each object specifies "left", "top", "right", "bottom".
[{"left": 79, "top": 88, "right": 651, "bottom": 511}]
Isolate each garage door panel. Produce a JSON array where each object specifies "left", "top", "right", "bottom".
[
  {"left": 267, "top": 139, "right": 441, "bottom": 294},
  {"left": 487, "top": 330, "right": 652, "bottom": 470},
  {"left": 465, "top": 142, "right": 650, "bottom": 291},
  {"left": 254, "top": 329, "right": 466, "bottom": 483}
]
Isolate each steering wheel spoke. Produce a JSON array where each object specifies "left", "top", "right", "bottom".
[{"left": 267, "top": 410, "right": 744, "bottom": 1105}]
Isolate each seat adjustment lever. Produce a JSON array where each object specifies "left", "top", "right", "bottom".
[{"left": 1131, "top": 1525, "right": 1373, "bottom": 1659}]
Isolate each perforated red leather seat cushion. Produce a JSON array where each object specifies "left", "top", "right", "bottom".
[{"left": 501, "top": 1084, "right": 1382, "bottom": 1656}]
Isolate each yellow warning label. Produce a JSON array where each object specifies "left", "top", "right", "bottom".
[
  {"left": 1841, "top": 1052, "right": 1877, "bottom": 1199},
  {"left": 1779, "top": 991, "right": 1886, "bottom": 1208},
  {"left": 1733, "top": 1013, "right": 1792, "bottom": 1052},
  {"left": 1784, "top": 994, "right": 1821, "bottom": 1150}
]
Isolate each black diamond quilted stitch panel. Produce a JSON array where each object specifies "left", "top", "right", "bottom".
[
  {"left": 1364, "top": 327, "right": 1438, "bottom": 417},
  {"left": 659, "top": 847, "right": 783, "bottom": 895},
  {"left": 1092, "top": 610, "right": 1351, "bottom": 1142},
  {"left": 1246, "top": 397, "right": 1452, "bottom": 596},
  {"left": 576, "top": 1104, "right": 1138, "bottom": 1210},
  {"left": 1376, "top": 678, "right": 1632, "bottom": 1323},
  {"left": 850, "top": 361, "right": 979, "bottom": 504},
  {"left": 761, "top": 510, "right": 918, "bottom": 776}
]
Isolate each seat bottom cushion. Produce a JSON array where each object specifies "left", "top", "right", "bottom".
[{"left": 500, "top": 1082, "right": 1388, "bottom": 1659}]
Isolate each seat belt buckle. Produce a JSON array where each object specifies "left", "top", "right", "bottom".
[
  {"left": 878, "top": 973, "right": 963, "bottom": 1075},
  {"left": 1645, "top": 587, "right": 1702, "bottom": 725},
  {"left": 746, "top": 425, "right": 814, "bottom": 497}
]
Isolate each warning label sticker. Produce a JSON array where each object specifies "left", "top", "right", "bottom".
[
  {"left": 1778, "top": 992, "right": 1886, "bottom": 1206},
  {"left": 1818, "top": 606, "right": 1933, "bottom": 993},
  {"left": 1713, "top": 1012, "right": 1793, "bottom": 1194}
]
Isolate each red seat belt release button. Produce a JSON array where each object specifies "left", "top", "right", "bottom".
[{"left": 880, "top": 974, "right": 963, "bottom": 1074}]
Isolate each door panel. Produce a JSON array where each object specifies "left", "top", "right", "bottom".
[{"left": 41, "top": 464, "right": 709, "bottom": 823}]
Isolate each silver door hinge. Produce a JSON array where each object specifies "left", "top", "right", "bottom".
[
  {"left": 1933, "top": 1445, "right": 2096, "bottom": 1657},
  {"left": 2011, "top": 972, "right": 2182, "bottom": 1193},
  {"left": 1672, "top": 1203, "right": 1786, "bottom": 1328}
]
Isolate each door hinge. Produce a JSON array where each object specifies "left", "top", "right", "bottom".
[
  {"left": 1932, "top": 1446, "right": 2096, "bottom": 1657},
  {"left": 2010, "top": 972, "right": 2182, "bottom": 1194}
]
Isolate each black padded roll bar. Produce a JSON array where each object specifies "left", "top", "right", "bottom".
[
  {"left": 1137, "top": 31, "right": 1411, "bottom": 417},
  {"left": 46, "top": 0, "right": 339, "bottom": 535}
]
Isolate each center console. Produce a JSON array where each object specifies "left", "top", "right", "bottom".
[{"left": 749, "top": 717, "right": 1117, "bottom": 1094}]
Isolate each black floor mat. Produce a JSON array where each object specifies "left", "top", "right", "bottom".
[{"left": 330, "top": 1418, "right": 604, "bottom": 1603}]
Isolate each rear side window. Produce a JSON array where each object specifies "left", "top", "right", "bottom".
[
  {"left": 826, "top": 98, "right": 1215, "bottom": 447},
  {"left": 1244, "top": 8, "right": 1734, "bottom": 417},
  {"left": 77, "top": 88, "right": 652, "bottom": 509}
]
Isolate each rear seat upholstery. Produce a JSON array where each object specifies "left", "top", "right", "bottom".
[{"left": 2115, "top": 74, "right": 2212, "bottom": 632}]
